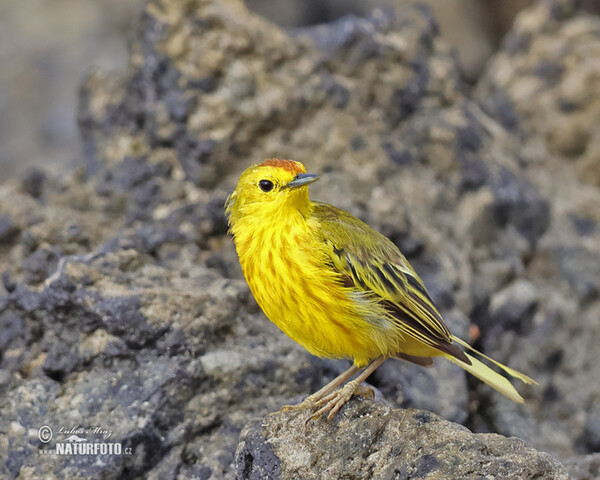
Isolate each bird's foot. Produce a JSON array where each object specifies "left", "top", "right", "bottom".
[
  {"left": 306, "top": 382, "right": 374, "bottom": 423},
  {"left": 280, "top": 394, "right": 319, "bottom": 412}
]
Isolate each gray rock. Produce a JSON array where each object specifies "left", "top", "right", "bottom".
[
  {"left": 370, "top": 355, "right": 468, "bottom": 424},
  {"left": 475, "top": 0, "right": 600, "bottom": 458},
  {"left": 0, "top": 0, "right": 144, "bottom": 179},
  {"left": 21, "top": 168, "right": 47, "bottom": 199},
  {"left": 0, "top": 215, "right": 20, "bottom": 244},
  {"left": 554, "top": 245, "right": 600, "bottom": 303},
  {"left": 563, "top": 453, "right": 600, "bottom": 480},
  {"left": 236, "top": 400, "right": 571, "bottom": 480},
  {"left": 485, "top": 279, "right": 539, "bottom": 341},
  {"left": 0, "top": 245, "right": 292, "bottom": 478},
  {"left": 0, "top": 0, "right": 596, "bottom": 477},
  {"left": 477, "top": 0, "right": 600, "bottom": 187}
]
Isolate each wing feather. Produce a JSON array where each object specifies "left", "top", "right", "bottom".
[{"left": 312, "top": 202, "right": 466, "bottom": 361}]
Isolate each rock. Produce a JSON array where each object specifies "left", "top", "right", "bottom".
[
  {"left": 578, "top": 411, "right": 600, "bottom": 453},
  {"left": 484, "top": 279, "right": 539, "bottom": 340},
  {"left": 0, "top": 215, "right": 20, "bottom": 244},
  {"left": 0, "top": 0, "right": 596, "bottom": 477},
  {"left": 236, "top": 400, "right": 571, "bottom": 479},
  {"left": 0, "top": 0, "right": 144, "bottom": 179},
  {"left": 563, "top": 453, "right": 600, "bottom": 480},
  {"left": 0, "top": 311, "right": 26, "bottom": 352},
  {"left": 370, "top": 352, "right": 468, "bottom": 424},
  {"left": 0, "top": 245, "right": 301, "bottom": 478},
  {"left": 21, "top": 169, "right": 47, "bottom": 199},
  {"left": 554, "top": 245, "right": 600, "bottom": 303},
  {"left": 474, "top": 0, "right": 600, "bottom": 457},
  {"left": 476, "top": 0, "right": 600, "bottom": 187},
  {"left": 22, "top": 247, "right": 60, "bottom": 285}
]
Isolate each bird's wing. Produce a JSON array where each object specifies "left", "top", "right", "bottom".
[{"left": 312, "top": 202, "right": 466, "bottom": 360}]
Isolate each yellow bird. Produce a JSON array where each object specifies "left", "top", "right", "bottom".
[{"left": 226, "top": 158, "right": 536, "bottom": 420}]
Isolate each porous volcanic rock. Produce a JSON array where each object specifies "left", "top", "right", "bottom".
[
  {"left": 236, "top": 400, "right": 570, "bottom": 480},
  {"left": 475, "top": 0, "right": 600, "bottom": 459},
  {"left": 1, "top": 0, "right": 595, "bottom": 477}
]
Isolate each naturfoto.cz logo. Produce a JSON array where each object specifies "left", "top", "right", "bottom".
[{"left": 37, "top": 425, "right": 132, "bottom": 456}]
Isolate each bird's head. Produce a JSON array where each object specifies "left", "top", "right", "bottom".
[{"left": 226, "top": 159, "right": 319, "bottom": 226}]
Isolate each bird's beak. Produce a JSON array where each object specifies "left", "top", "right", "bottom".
[{"left": 282, "top": 173, "right": 320, "bottom": 190}]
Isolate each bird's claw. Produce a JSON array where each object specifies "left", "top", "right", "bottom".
[
  {"left": 280, "top": 394, "right": 320, "bottom": 412},
  {"left": 280, "top": 401, "right": 313, "bottom": 412},
  {"left": 305, "top": 384, "right": 374, "bottom": 424}
]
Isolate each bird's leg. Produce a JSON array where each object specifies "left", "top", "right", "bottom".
[
  {"left": 280, "top": 364, "right": 360, "bottom": 411},
  {"left": 308, "top": 357, "right": 386, "bottom": 422}
]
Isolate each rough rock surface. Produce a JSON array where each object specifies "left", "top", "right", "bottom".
[
  {"left": 0, "top": 0, "right": 597, "bottom": 478},
  {"left": 0, "top": 0, "right": 145, "bottom": 179},
  {"left": 475, "top": 0, "right": 600, "bottom": 462},
  {"left": 563, "top": 453, "right": 600, "bottom": 480},
  {"left": 237, "top": 400, "right": 570, "bottom": 480}
]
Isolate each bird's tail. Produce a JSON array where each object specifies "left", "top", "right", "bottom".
[{"left": 443, "top": 335, "right": 538, "bottom": 403}]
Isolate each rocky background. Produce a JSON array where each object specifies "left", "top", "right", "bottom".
[{"left": 1, "top": 0, "right": 599, "bottom": 478}]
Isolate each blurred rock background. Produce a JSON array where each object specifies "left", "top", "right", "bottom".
[
  {"left": 4, "top": 1, "right": 600, "bottom": 179},
  {"left": 1, "top": 0, "right": 600, "bottom": 479},
  {"left": 0, "top": 0, "right": 143, "bottom": 179},
  {"left": 3, "top": 0, "right": 581, "bottom": 180}
]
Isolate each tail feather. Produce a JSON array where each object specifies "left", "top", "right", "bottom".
[
  {"left": 443, "top": 335, "right": 538, "bottom": 403},
  {"left": 444, "top": 352, "right": 525, "bottom": 403},
  {"left": 452, "top": 336, "right": 538, "bottom": 386}
]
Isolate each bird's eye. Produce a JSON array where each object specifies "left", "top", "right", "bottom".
[{"left": 258, "top": 180, "right": 274, "bottom": 192}]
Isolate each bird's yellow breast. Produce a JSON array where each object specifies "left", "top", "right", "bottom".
[{"left": 233, "top": 211, "right": 388, "bottom": 367}]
